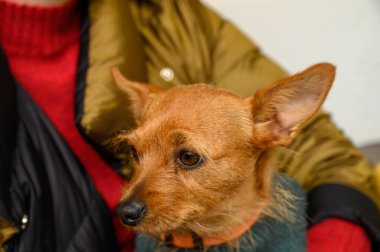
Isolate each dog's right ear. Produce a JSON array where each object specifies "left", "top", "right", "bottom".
[{"left": 112, "top": 68, "right": 163, "bottom": 123}]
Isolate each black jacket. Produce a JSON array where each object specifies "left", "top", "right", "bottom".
[{"left": 0, "top": 47, "right": 120, "bottom": 252}]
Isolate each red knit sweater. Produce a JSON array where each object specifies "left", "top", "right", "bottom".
[{"left": 0, "top": 1, "right": 371, "bottom": 251}]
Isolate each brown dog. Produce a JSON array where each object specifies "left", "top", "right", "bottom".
[{"left": 112, "top": 63, "right": 335, "bottom": 251}]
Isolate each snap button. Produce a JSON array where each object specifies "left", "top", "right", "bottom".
[
  {"left": 21, "top": 214, "right": 28, "bottom": 230},
  {"left": 159, "top": 67, "right": 174, "bottom": 82}
]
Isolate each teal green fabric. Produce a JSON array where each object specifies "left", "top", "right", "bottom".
[{"left": 136, "top": 174, "right": 306, "bottom": 252}]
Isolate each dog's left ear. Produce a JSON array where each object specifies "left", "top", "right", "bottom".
[
  {"left": 112, "top": 68, "right": 163, "bottom": 123},
  {"left": 247, "top": 63, "right": 335, "bottom": 148}
]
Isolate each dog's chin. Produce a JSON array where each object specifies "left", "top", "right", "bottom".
[{"left": 129, "top": 216, "right": 185, "bottom": 237}]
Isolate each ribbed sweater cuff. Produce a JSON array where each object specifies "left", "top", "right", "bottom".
[{"left": 0, "top": 0, "right": 79, "bottom": 57}]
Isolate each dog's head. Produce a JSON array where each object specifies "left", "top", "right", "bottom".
[{"left": 112, "top": 64, "right": 335, "bottom": 237}]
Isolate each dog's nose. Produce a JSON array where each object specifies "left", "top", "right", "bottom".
[{"left": 116, "top": 200, "right": 146, "bottom": 226}]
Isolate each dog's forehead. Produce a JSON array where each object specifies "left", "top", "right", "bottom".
[
  {"left": 145, "top": 84, "right": 245, "bottom": 117},
  {"left": 133, "top": 84, "right": 254, "bottom": 147}
]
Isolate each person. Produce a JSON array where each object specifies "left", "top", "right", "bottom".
[{"left": 0, "top": 0, "right": 379, "bottom": 251}]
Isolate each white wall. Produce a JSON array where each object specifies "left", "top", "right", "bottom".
[{"left": 203, "top": 0, "right": 380, "bottom": 146}]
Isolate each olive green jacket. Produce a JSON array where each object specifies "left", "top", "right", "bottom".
[{"left": 2, "top": 0, "right": 379, "bottom": 250}]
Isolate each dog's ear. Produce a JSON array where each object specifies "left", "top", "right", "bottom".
[
  {"left": 247, "top": 63, "right": 335, "bottom": 148},
  {"left": 112, "top": 68, "right": 163, "bottom": 123}
]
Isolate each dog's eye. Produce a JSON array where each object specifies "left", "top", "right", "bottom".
[
  {"left": 129, "top": 145, "right": 139, "bottom": 162},
  {"left": 177, "top": 150, "right": 204, "bottom": 169}
]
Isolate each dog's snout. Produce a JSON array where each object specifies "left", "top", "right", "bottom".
[{"left": 117, "top": 200, "right": 146, "bottom": 226}]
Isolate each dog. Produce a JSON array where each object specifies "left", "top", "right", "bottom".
[{"left": 112, "top": 63, "right": 335, "bottom": 251}]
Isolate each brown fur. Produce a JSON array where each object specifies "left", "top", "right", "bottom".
[{"left": 112, "top": 63, "right": 335, "bottom": 245}]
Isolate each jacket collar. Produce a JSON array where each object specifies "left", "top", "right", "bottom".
[{"left": 88, "top": 0, "right": 147, "bottom": 83}]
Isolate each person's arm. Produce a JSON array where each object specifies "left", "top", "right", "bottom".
[
  {"left": 307, "top": 218, "right": 371, "bottom": 252},
  {"left": 194, "top": 0, "right": 380, "bottom": 248}
]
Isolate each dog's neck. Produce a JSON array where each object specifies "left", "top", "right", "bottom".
[
  {"left": 154, "top": 172, "right": 303, "bottom": 250},
  {"left": 193, "top": 176, "right": 264, "bottom": 233},
  {"left": 162, "top": 171, "right": 268, "bottom": 248}
]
